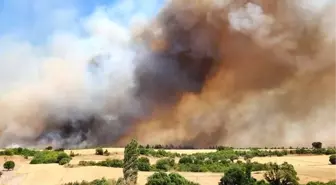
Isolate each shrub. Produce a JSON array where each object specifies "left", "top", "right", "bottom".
[
  {"left": 45, "top": 146, "right": 53, "bottom": 150},
  {"left": 179, "top": 156, "right": 193, "bottom": 164},
  {"left": 30, "top": 151, "right": 71, "bottom": 164},
  {"left": 54, "top": 148, "right": 65, "bottom": 152},
  {"left": 138, "top": 157, "right": 151, "bottom": 171},
  {"left": 104, "top": 150, "right": 110, "bottom": 156},
  {"left": 329, "top": 155, "right": 336, "bottom": 165},
  {"left": 63, "top": 177, "right": 120, "bottom": 185},
  {"left": 59, "top": 158, "right": 71, "bottom": 165},
  {"left": 146, "top": 172, "right": 199, "bottom": 185},
  {"left": 70, "top": 151, "right": 75, "bottom": 157},
  {"left": 3, "top": 149, "right": 13, "bottom": 156},
  {"left": 3, "top": 161, "right": 15, "bottom": 170},
  {"left": 79, "top": 161, "right": 97, "bottom": 166},
  {"left": 155, "top": 158, "right": 175, "bottom": 171},
  {"left": 57, "top": 152, "right": 71, "bottom": 163},
  {"left": 98, "top": 159, "right": 123, "bottom": 168},
  {"left": 96, "top": 148, "right": 104, "bottom": 155}
]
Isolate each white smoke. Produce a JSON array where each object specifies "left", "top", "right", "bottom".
[{"left": 0, "top": 0, "right": 162, "bottom": 147}]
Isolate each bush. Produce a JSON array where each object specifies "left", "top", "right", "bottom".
[
  {"left": 57, "top": 152, "right": 71, "bottom": 163},
  {"left": 179, "top": 156, "right": 193, "bottom": 164},
  {"left": 70, "top": 151, "right": 75, "bottom": 157},
  {"left": 96, "top": 148, "right": 104, "bottom": 155},
  {"left": 329, "top": 155, "right": 336, "bottom": 165},
  {"left": 63, "top": 177, "right": 120, "bottom": 185},
  {"left": 45, "top": 146, "right": 53, "bottom": 150},
  {"left": 3, "top": 161, "right": 15, "bottom": 170},
  {"left": 59, "top": 158, "right": 71, "bottom": 165},
  {"left": 30, "top": 151, "right": 71, "bottom": 164},
  {"left": 104, "top": 150, "right": 110, "bottom": 156},
  {"left": 146, "top": 172, "right": 199, "bottom": 185},
  {"left": 155, "top": 158, "right": 175, "bottom": 171},
  {"left": 3, "top": 149, "right": 13, "bottom": 156},
  {"left": 138, "top": 157, "right": 151, "bottom": 171},
  {"left": 98, "top": 159, "right": 123, "bottom": 168},
  {"left": 78, "top": 159, "right": 123, "bottom": 168}
]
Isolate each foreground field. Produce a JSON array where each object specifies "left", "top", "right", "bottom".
[{"left": 0, "top": 149, "right": 335, "bottom": 185}]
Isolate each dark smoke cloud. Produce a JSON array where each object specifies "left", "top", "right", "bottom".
[{"left": 0, "top": 0, "right": 335, "bottom": 148}]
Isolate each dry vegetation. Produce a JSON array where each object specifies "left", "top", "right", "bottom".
[{"left": 0, "top": 146, "right": 335, "bottom": 185}]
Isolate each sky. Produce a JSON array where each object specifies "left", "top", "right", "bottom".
[{"left": 0, "top": 0, "right": 164, "bottom": 44}]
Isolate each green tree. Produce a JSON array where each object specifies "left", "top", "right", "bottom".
[
  {"left": 312, "top": 142, "right": 322, "bottom": 149},
  {"left": 123, "top": 139, "right": 139, "bottom": 185},
  {"left": 329, "top": 155, "right": 336, "bottom": 165},
  {"left": 264, "top": 162, "right": 299, "bottom": 185},
  {"left": 3, "top": 161, "right": 15, "bottom": 170},
  {"left": 219, "top": 166, "right": 255, "bottom": 185}
]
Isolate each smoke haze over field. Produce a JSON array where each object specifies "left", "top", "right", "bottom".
[{"left": 0, "top": 0, "right": 335, "bottom": 148}]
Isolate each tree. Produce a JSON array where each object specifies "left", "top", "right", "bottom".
[
  {"left": 329, "top": 154, "right": 336, "bottom": 165},
  {"left": 312, "top": 142, "right": 322, "bottom": 149},
  {"left": 219, "top": 166, "right": 255, "bottom": 185},
  {"left": 3, "top": 161, "right": 15, "bottom": 170},
  {"left": 123, "top": 139, "right": 139, "bottom": 185},
  {"left": 264, "top": 162, "right": 299, "bottom": 185}
]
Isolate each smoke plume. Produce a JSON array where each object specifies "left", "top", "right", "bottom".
[{"left": 0, "top": 0, "right": 335, "bottom": 148}]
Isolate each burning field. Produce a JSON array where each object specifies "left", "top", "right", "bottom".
[{"left": 0, "top": 0, "right": 335, "bottom": 148}]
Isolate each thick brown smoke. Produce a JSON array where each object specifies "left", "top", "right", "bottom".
[
  {"left": 116, "top": 0, "right": 336, "bottom": 147},
  {"left": 0, "top": 0, "right": 335, "bottom": 148}
]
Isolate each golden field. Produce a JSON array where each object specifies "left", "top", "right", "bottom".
[{"left": 0, "top": 148, "right": 335, "bottom": 185}]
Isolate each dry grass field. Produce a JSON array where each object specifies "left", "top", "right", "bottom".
[{"left": 0, "top": 149, "right": 335, "bottom": 185}]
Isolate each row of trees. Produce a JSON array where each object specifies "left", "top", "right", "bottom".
[
  {"left": 135, "top": 142, "right": 330, "bottom": 150},
  {"left": 137, "top": 147, "right": 336, "bottom": 160}
]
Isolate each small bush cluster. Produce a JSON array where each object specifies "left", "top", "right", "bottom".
[
  {"left": 138, "top": 157, "right": 151, "bottom": 171},
  {"left": 30, "top": 151, "right": 71, "bottom": 165},
  {"left": 306, "top": 181, "right": 336, "bottom": 185},
  {"left": 146, "top": 172, "right": 199, "bottom": 185},
  {"left": 79, "top": 159, "right": 123, "bottom": 168},
  {"left": 139, "top": 147, "right": 181, "bottom": 158},
  {"left": 0, "top": 147, "right": 38, "bottom": 157},
  {"left": 63, "top": 178, "right": 121, "bottom": 185},
  {"left": 95, "top": 148, "right": 110, "bottom": 156}
]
